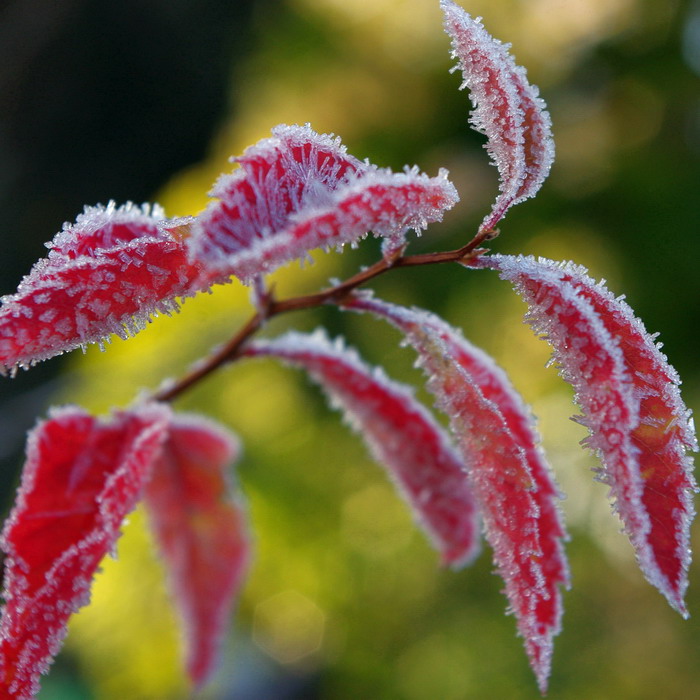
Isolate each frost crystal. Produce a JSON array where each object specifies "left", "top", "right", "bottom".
[
  {"left": 245, "top": 330, "right": 481, "bottom": 568},
  {"left": 0, "top": 204, "right": 208, "bottom": 373},
  {"left": 189, "top": 124, "right": 459, "bottom": 283},
  {"left": 480, "top": 254, "right": 698, "bottom": 615},
  {"left": 0, "top": 403, "right": 171, "bottom": 699},
  {"left": 344, "top": 293, "right": 568, "bottom": 692},
  {"left": 144, "top": 414, "right": 251, "bottom": 689},
  {"left": 441, "top": 0, "right": 554, "bottom": 234},
  {"left": 47, "top": 201, "right": 166, "bottom": 259}
]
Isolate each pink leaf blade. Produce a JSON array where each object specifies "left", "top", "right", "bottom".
[
  {"left": 244, "top": 330, "right": 481, "bottom": 569},
  {"left": 477, "top": 256, "right": 697, "bottom": 617},
  {"left": 193, "top": 124, "right": 367, "bottom": 265},
  {"left": 143, "top": 414, "right": 251, "bottom": 690},
  {"left": 0, "top": 403, "right": 171, "bottom": 699},
  {"left": 343, "top": 294, "right": 568, "bottom": 692},
  {"left": 189, "top": 124, "right": 458, "bottom": 283},
  {"left": 0, "top": 200, "right": 221, "bottom": 375},
  {"left": 0, "top": 235, "right": 205, "bottom": 374},
  {"left": 190, "top": 124, "right": 366, "bottom": 268},
  {"left": 570, "top": 271, "right": 697, "bottom": 611},
  {"left": 441, "top": 0, "right": 554, "bottom": 234},
  {"left": 213, "top": 167, "right": 458, "bottom": 284},
  {"left": 511, "top": 73, "right": 555, "bottom": 205},
  {"left": 47, "top": 201, "right": 168, "bottom": 260},
  {"left": 478, "top": 254, "right": 698, "bottom": 615}
]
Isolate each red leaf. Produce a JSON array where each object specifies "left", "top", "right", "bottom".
[
  {"left": 479, "top": 254, "right": 698, "bottom": 615},
  {"left": 143, "top": 414, "right": 251, "bottom": 689},
  {"left": 244, "top": 330, "right": 481, "bottom": 568},
  {"left": 0, "top": 203, "right": 207, "bottom": 374},
  {"left": 192, "top": 124, "right": 365, "bottom": 265},
  {"left": 343, "top": 294, "right": 567, "bottom": 692},
  {"left": 189, "top": 124, "right": 459, "bottom": 283},
  {"left": 441, "top": 0, "right": 554, "bottom": 234},
  {"left": 0, "top": 403, "right": 171, "bottom": 699},
  {"left": 47, "top": 201, "right": 167, "bottom": 259}
]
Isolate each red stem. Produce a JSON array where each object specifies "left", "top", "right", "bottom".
[{"left": 153, "top": 234, "right": 492, "bottom": 403}]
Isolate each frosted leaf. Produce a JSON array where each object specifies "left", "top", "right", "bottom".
[
  {"left": 47, "top": 201, "right": 166, "bottom": 259},
  {"left": 479, "top": 254, "right": 698, "bottom": 615},
  {"left": 245, "top": 330, "right": 481, "bottom": 568},
  {"left": 143, "top": 414, "right": 251, "bottom": 690},
  {"left": 441, "top": 0, "right": 554, "bottom": 234},
  {"left": 0, "top": 403, "right": 171, "bottom": 699},
  {"left": 343, "top": 294, "right": 567, "bottom": 692},
  {"left": 189, "top": 124, "right": 458, "bottom": 283},
  {"left": 0, "top": 204, "right": 209, "bottom": 373}
]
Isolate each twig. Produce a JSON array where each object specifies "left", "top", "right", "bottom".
[{"left": 153, "top": 233, "right": 491, "bottom": 403}]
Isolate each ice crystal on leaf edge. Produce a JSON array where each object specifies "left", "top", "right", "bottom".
[
  {"left": 341, "top": 292, "right": 569, "bottom": 693},
  {"left": 188, "top": 123, "right": 459, "bottom": 284},
  {"left": 244, "top": 329, "right": 481, "bottom": 569},
  {"left": 143, "top": 413, "right": 251, "bottom": 689},
  {"left": 473, "top": 254, "right": 698, "bottom": 617},
  {"left": 0, "top": 404, "right": 172, "bottom": 699},
  {"left": 0, "top": 202, "right": 208, "bottom": 375},
  {"left": 441, "top": 0, "right": 554, "bottom": 235},
  {"left": 0, "top": 404, "right": 251, "bottom": 699}
]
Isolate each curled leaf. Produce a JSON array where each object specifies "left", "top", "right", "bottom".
[
  {"left": 0, "top": 202, "right": 207, "bottom": 374},
  {"left": 244, "top": 330, "right": 481, "bottom": 568},
  {"left": 344, "top": 294, "right": 567, "bottom": 692},
  {"left": 478, "top": 254, "right": 698, "bottom": 616},
  {"left": 441, "top": 0, "right": 554, "bottom": 234},
  {"left": 0, "top": 403, "right": 171, "bottom": 699},
  {"left": 189, "top": 124, "right": 459, "bottom": 283},
  {"left": 143, "top": 414, "right": 251, "bottom": 690}
]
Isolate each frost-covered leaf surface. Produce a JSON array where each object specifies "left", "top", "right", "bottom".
[
  {"left": 189, "top": 124, "right": 459, "bottom": 283},
  {"left": 479, "top": 254, "right": 698, "bottom": 615},
  {"left": 0, "top": 202, "right": 207, "bottom": 374},
  {"left": 344, "top": 294, "right": 567, "bottom": 692},
  {"left": 0, "top": 403, "right": 171, "bottom": 699},
  {"left": 47, "top": 201, "right": 167, "bottom": 259},
  {"left": 245, "top": 330, "right": 481, "bottom": 568},
  {"left": 441, "top": 0, "right": 554, "bottom": 234},
  {"left": 143, "top": 414, "right": 251, "bottom": 689}
]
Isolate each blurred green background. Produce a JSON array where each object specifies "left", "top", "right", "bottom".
[{"left": 2, "top": 0, "right": 700, "bottom": 698}]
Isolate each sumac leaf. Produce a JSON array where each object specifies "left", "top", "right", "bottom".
[
  {"left": 189, "top": 124, "right": 459, "bottom": 283},
  {"left": 0, "top": 203, "right": 208, "bottom": 374},
  {"left": 244, "top": 330, "right": 481, "bottom": 568},
  {"left": 0, "top": 403, "right": 171, "bottom": 699},
  {"left": 441, "top": 0, "right": 554, "bottom": 234},
  {"left": 479, "top": 254, "right": 698, "bottom": 615},
  {"left": 143, "top": 414, "right": 251, "bottom": 689},
  {"left": 343, "top": 294, "right": 567, "bottom": 692}
]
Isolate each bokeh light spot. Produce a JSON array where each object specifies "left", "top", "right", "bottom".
[{"left": 253, "top": 590, "right": 326, "bottom": 665}]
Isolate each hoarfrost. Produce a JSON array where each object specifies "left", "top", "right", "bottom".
[
  {"left": 47, "top": 201, "right": 167, "bottom": 260},
  {"left": 343, "top": 293, "right": 568, "bottom": 693},
  {"left": 441, "top": 0, "right": 554, "bottom": 234},
  {"left": 189, "top": 124, "right": 458, "bottom": 284},
  {"left": 245, "top": 329, "right": 481, "bottom": 568},
  {"left": 0, "top": 403, "right": 171, "bottom": 698},
  {"left": 479, "top": 254, "right": 698, "bottom": 615},
  {"left": 143, "top": 414, "right": 251, "bottom": 689},
  {"left": 0, "top": 228, "right": 207, "bottom": 373}
]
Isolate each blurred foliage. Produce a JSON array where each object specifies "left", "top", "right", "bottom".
[{"left": 1, "top": 0, "right": 698, "bottom": 698}]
